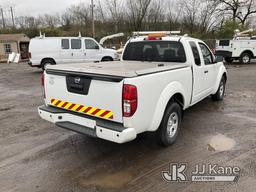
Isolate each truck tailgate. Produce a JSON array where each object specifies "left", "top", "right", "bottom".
[{"left": 44, "top": 70, "right": 124, "bottom": 123}]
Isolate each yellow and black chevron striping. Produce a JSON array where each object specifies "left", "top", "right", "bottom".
[{"left": 51, "top": 99, "right": 113, "bottom": 119}]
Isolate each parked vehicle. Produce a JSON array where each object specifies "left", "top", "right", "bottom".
[
  {"left": 216, "top": 29, "right": 256, "bottom": 64},
  {"left": 38, "top": 31, "right": 227, "bottom": 146},
  {"left": 28, "top": 35, "right": 118, "bottom": 70}
]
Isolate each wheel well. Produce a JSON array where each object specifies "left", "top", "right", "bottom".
[
  {"left": 167, "top": 93, "right": 184, "bottom": 110},
  {"left": 101, "top": 56, "right": 113, "bottom": 61},
  {"left": 41, "top": 58, "right": 56, "bottom": 65},
  {"left": 223, "top": 72, "right": 227, "bottom": 82},
  {"left": 241, "top": 50, "right": 254, "bottom": 58}
]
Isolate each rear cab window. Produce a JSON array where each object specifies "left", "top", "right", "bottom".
[
  {"left": 189, "top": 41, "right": 201, "bottom": 66},
  {"left": 123, "top": 41, "right": 186, "bottom": 63},
  {"left": 199, "top": 43, "right": 214, "bottom": 65},
  {"left": 71, "top": 39, "right": 82, "bottom": 49}
]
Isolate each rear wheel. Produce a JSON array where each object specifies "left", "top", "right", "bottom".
[
  {"left": 41, "top": 59, "right": 55, "bottom": 70},
  {"left": 157, "top": 102, "right": 182, "bottom": 147},
  {"left": 240, "top": 53, "right": 251, "bottom": 64}
]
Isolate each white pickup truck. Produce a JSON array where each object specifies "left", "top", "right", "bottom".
[{"left": 38, "top": 32, "right": 227, "bottom": 146}]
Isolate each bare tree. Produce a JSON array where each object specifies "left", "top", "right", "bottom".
[
  {"left": 181, "top": 0, "right": 200, "bottom": 33},
  {"left": 199, "top": 0, "right": 220, "bottom": 33},
  {"left": 216, "top": 0, "right": 256, "bottom": 25},
  {"left": 166, "top": 0, "right": 182, "bottom": 31},
  {"left": 217, "top": 0, "right": 241, "bottom": 22},
  {"left": 37, "top": 14, "right": 60, "bottom": 28},
  {"left": 15, "top": 16, "right": 38, "bottom": 28},
  {"left": 237, "top": 0, "right": 256, "bottom": 25},
  {"left": 126, "top": 0, "right": 153, "bottom": 31},
  {"left": 146, "top": 0, "right": 165, "bottom": 30},
  {"left": 96, "top": 1, "right": 106, "bottom": 23},
  {"left": 105, "top": 0, "right": 124, "bottom": 32},
  {"left": 67, "top": 3, "right": 90, "bottom": 27}
]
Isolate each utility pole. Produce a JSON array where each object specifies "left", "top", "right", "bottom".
[
  {"left": 91, "top": 0, "right": 95, "bottom": 38},
  {"left": 1, "top": 8, "right": 5, "bottom": 28},
  {"left": 10, "top": 7, "right": 15, "bottom": 28}
]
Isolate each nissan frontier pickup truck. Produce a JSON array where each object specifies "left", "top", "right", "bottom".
[{"left": 38, "top": 31, "right": 227, "bottom": 146}]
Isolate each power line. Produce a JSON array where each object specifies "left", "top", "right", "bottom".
[
  {"left": 91, "top": 0, "right": 95, "bottom": 38},
  {"left": 1, "top": 8, "right": 5, "bottom": 28},
  {"left": 10, "top": 7, "right": 15, "bottom": 28}
]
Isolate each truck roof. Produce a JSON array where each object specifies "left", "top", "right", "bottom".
[
  {"left": 32, "top": 36, "right": 95, "bottom": 40},
  {"left": 129, "top": 35, "right": 199, "bottom": 43}
]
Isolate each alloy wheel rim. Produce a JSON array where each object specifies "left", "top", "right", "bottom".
[
  {"left": 167, "top": 112, "right": 178, "bottom": 138},
  {"left": 243, "top": 55, "right": 250, "bottom": 63},
  {"left": 219, "top": 82, "right": 224, "bottom": 96}
]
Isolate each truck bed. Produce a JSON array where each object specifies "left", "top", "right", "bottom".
[{"left": 46, "top": 61, "right": 189, "bottom": 78}]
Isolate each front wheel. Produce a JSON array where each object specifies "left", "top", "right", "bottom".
[
  {"left": 157, "top": 102, "right": 182, "bottom": 147},
  {"left": 101, "top": 57, "right": 113, "bottom": 62},
  {"left": 212, "top": 76, "right": 226, "bottom": 101}
]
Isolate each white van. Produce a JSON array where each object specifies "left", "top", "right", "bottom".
[{"left": 28, "top": 37, "right": 118, "bottom": 69}]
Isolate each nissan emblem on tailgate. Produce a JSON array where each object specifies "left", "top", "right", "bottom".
[{"left": 74, "top": 77, "right": 81, "bottom": 84}]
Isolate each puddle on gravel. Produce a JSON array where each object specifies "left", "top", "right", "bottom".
[
  {"left": 208, "top": 134, "right": 235, "bottom": 152},
  {"left": 78, "top": 168, "right": 133, "bottom": 189}
]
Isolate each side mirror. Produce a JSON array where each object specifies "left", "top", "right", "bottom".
[
  {"left": 214, "top": 55, "right": 224, "bottom": 63},
  {"left": 95, "top": 45, "right": 100, "bottom": 49}
]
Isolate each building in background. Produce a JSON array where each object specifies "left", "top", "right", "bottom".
[{"left": 0, "top": 34, "right": 30, "bottom": 62}]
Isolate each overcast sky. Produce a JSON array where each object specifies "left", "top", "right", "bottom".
[{"left": 0, "top": 0, "right": 86, "bottom": 16}]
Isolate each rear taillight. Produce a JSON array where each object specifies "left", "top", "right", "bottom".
[
  {"left": 144, "top": 37, "right": 162, "bottom": 41},
  {"left": 41, "top": 73, "right": 46, "bottom": 98},
  {"left": 28, "top": 52, "right": 32, "bottom": 59},
  {"left": 123, "top": 84, "right": 137, "bottom": 117}
]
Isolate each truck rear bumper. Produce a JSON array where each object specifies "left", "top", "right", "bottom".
[{"left": 38, "top": 105, "right": 137, "bottom": 144}]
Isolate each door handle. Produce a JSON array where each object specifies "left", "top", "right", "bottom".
[
  {"left": 204, "top": 70, "right": 209, "bottom": 74},
  {"left": 84, "top": 52, "right": 86, "bottom": 56},
  {"left": 71, "top": 53, "right": 74, "bottom": 56}
]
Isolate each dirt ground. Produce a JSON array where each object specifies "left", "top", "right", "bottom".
[{"left": 0, "top": 62, "right": 256, "bottom": 192}]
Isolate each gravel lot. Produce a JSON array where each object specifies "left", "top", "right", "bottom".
[{"left": 0, "top": 62, "right": 256, "bottom": 192}]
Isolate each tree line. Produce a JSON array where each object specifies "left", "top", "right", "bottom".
[{"left": 0, "top": 0, "right": 256, "bottom": 40}]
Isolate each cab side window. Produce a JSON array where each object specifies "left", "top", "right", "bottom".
[
  {"left": 61, "top": 39, "right": 69, "bottom": 49},
  {"left": 85, "top": 39, "right": 99, "bottom": 49},
  {"left": 71, "top": 39, "right": 81, "bottom": 49},
  {"left": 199, "top": 43, "right": 213, "bottom": 65},
  {"left": 189, "top": 41, "right": 201, "bottom": 66}
]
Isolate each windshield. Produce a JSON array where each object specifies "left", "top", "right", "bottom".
[{"left": 123, "top": 41, "right": 186, "bottom": 63}]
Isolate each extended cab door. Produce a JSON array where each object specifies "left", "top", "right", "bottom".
[
  {"left": 189, "top": 41, "right": 216, "bottom": 104},
  {"left": 198, "top": 43, "right": 217, "bottom": 94},
  {"left": 189, "top": 41, "right": 206, "bottom": 103},
  {"left": 84, "top": 39, "right": 102, "bottom": 62}
]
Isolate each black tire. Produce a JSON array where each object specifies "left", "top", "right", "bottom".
[
  {"left": 212, "top": 76, "right": 226, "bottom": 101},
  {"left": 157, "top": 102, "right": 182, "bottom": 147},
  {"left": 101, "top": 57, "right": 113, "bottom": 62},
  {"left": 41, "top": 59, "right": 55, "bottom": 70},
  {"left": 225, "top": 57, "right": 233, "bottom": 63},
  {"left": 240, "top": 53, "right": 251, "bottom": 64}
]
